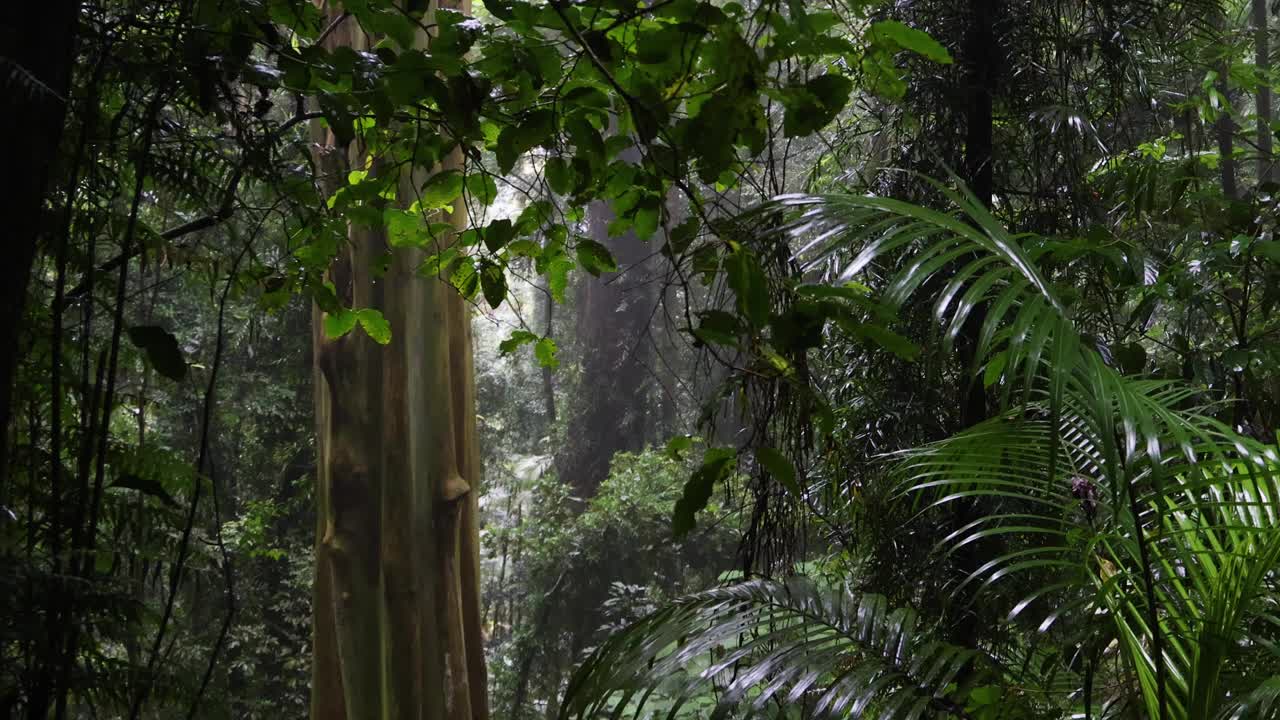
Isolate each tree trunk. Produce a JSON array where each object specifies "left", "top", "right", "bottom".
[
  {"left": 553, "top": 187, "right": 658, "bottom": 500},
  {"left": 959, "top": 0, "right": 997, "bottom": 429},
  {"left": 1216, "top": 10, "right": 1240, "bottom": 200},
  {"left": 1255, "top": 0, "right": 1274, "bottom": 184},
  {"left": 951, "top": 0, "right": 1001, "bottom": 655},
  {"left": 0, "top": 1, "right": 78, "bottom": 502},
  {"left": 309, "top": 3, "right": 487, "bottom": 719}
]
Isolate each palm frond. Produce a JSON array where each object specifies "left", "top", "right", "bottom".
[
  {"left": 767, "top": 185, "right": 1280, "bottom": 719},
  {"left": 560, "top": 578, "right": 982, "bottom": 720},
  {"left": 568, "top": 185, "right": 1280, "bottom": 720}
]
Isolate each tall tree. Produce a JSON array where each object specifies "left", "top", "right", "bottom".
[
  {"left": 959, "top": 0, "right": 999, "bottom": 429},
  {"left": 1216, "top": 6, "right": 1240, "bottom": 199},
  {"left": 308, "top": 3, "right": 487, "bottom": 718},
  {"left": 554, "top": 190, "right": 660, "bottom": 500},
  {"left": 0, "top": 2, "right": 78, "bottom": 493},
  {"left": 1255, "top": 0, "right": 1274, "bottom": 184}
]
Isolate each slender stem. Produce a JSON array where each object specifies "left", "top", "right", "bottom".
[
  {"left": 1125, "top": 459, "right": 1166, "bottom": 720},
  {"left": 185, "top": 236, "right": 255, "bottom": 719}
]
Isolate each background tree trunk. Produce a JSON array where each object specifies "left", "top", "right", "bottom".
[
  {"left": 309, "top": 3, "right": 487, "bottom": 719},
  {"left": 1216, "top": 8, "right": 1240, "bottom": 200},
  {"left": 554, "top": 184, "right": 659, "bottom": 500},
  {"left": 0, "top": 2, "right": 78, "bottom": 499},
  {"left": 960, "top": 0, "right": 996, "bottom": 429},
  {"left": 1255, "top": 0, "right": 1273, "bottom": 184}
]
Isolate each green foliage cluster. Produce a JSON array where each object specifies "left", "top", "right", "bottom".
[
  {"left": 8, "top": 0, "right": 1280, "bottom": 718},
  {"left": 483, "top": 449, "right": 738, "bottom": 719}
]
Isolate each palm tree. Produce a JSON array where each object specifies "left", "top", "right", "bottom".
[{"left": 559, "top": 182, "right": 1280, "bottom": 719}]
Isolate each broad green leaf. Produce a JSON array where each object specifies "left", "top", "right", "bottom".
[
  {"left": 499, "top": 330, "right": 538, "bottom": 356},
  {"left": 868, "top": 20, "right": 953, "bottom": 64},
  {"left": 465, "top": 172, "right": 499, "bottom": 206},
  {"left": 127, "top": 325, "right": 188, "bottom": 381},
  {"left": 534, "top": 337, "right": 559, "bottom": 369},
  {"left": 483, "top": 219, "right": 514, "bottom": 253},
  {"left": 668, "top": 216, "right": 701, "bottom": 255},
  {"left": 323, "top": 309, "right": 358, "bottom": 340},
  {"left": 545, "top": 156, "right": 574, "bottom": 195},
  {"left": 356, "top": 308, "right": 391, "bottom": 345},
  {"left": 673, "top": 447, "right": 735, "bottom": 538},
  {"left": 983, "top": 351, "right": 1007, "bottom": 387},
  {"left": 692, "top": 310, "right": 741, "bottom": 347},
  {"left": 111, "top": 473, "right": 179, "bottom": 507},
  {"left": 547, "top": 256, "right": 573, "bottom": 302},
  {"left": 781, "top": 73, "right": 853, "bottom": 137},
  {"left": 726, "top": 249, "right": 770, "bottom": 327},
  {"left": 756, "top": 447, "right": 801, "bottom": 498},
  {"left": 385, "top": 209, "right": 424, "bottom": 248},
  {"left": 422, "top": 170, "right": 465, "bottom": 207},
  {"left": 576, "top": 238, "right": 618, "bottom": 275},
  {"left": 479, "top": 260, "right": 507, "bottom": 308},
  {"left": 665, "top": 434, "right": 697, "bottom": 461},
  {"left": 497, "top": 109, "right": 557, "bottom": 174},
  {"left": 450, "top": 256, "right": 480, "bottom": 299}
]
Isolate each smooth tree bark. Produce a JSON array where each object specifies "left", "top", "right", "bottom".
[
  {"left": 1215, "top": 9, "right": 1240, "bottom": 200},
  {"left": 950, "top": 0, "right": 1002, "bottom": 656},
  {"left": 309, "top": 3, "right": 487, "bottom": 719},
  {"left": 554, "top": 175, "right": 660, "bottom": 500},
  {"left": 1255, "top": 0, "right": 1274, "bottom": 184},
  {"left": 959, "top": 0, "right": 997, "bottom": 429}
]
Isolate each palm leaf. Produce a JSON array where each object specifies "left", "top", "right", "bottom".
[
  {"left": 560, "top": 578, "right": 982, "bottom": 720},
  {"left": 567, "top": 184, "right": 1280, "bottom": 720},
  {"left": 771, "top": 185, "right": 1280, "bottom": 718}
]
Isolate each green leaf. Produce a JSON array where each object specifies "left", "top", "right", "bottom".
[
  {"left": 576, "top": 238, "right": 618, "bottom": 275},
  {"left": 781, "top": 73, "right": 853, "bottom": 137},
  {"left": 855, "top": 323, "right": 919, "bottom": 361},
  {"left": 465, "top": 172, "right": 499, "bottom": 206},
  {"left": 422, "top": 170, "right": 465, "bottom": 207},
  {"left": 483, "top": 219, "right": 514, "bottom": 253},
  {"left": 868, "top": 20, "right": 953, "bottom": 64},
  {"left": 668, "top": 216, "right": 701, "bottom": 255},
  {"left": 633, "top": 206, "right": 659, "bottom": 240},
  {"left": 323, "top": 309, "right": 358, "bottom": 340},
  {"left": 534, "top": 337, "right": 559, "bottom": 369},
  {"left": 356, "top": 308, "right": 391, "bottom": 345},
  {"left": 545, "top": 157, "right": 574, "bottom": 195},
  {"left": 665, "top": 434, "right": 697, "bottom": 461},
  {"left": 983, "top": 351, "right": 1007, "bottom": 388},
  {"left": 479, "top": 260, "right": 508, "bottom": 308},
  {"left": 112, "top": 473, "right": 179, "bottom": 507},
  {"left": 692, "top": 310, "right": 741, "bottom": 347},
  {"left": 127, "top": 325, "right": 188, "bottom": 381},
  {"left": 386, "top": 209, "right": 425, "bottom": 248},
  {"left": 1114, "top": 342, "right": 1147, "bottom": 375},
  {"left": 497, "top": 109, "right": 557, "bottom": 174},
  {"left": 756, "top": 447, "right": 801, "bottom": 498},
  {"left": 725, "top": 249, "right": 770, "bottom": 327},
  {"left": 673, "top": 447, "right": 735, "bottom": 538},
  {"left": 499, "top": 330, "right": 538, "bottom": 356},
  {"left": 450, "top": 256, "right": 480, "bottom": 299},
  {"left": 547, "top": 256, "right": 573, "bottom": 302}
]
